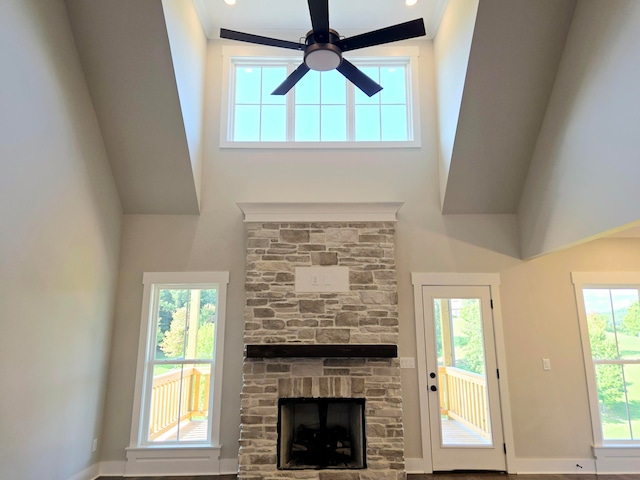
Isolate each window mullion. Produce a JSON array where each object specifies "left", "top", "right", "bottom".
[
  {"left": 405, "top": 63, "right": 413, "bottom": 141},
  {"left": 228, "top": 65, "right": 236, "bottom": 142},
  {"left": 377, "top": 67, "right": 382, "bottom": 141},
  {"left": 258, "top": 68, "right": 263, "bottom": 142},
  {"left": 287, "top": 62, "right": 295, "bottom": 141},
  {"left": 319, "top": 72, "right": 323, "bottom": 141},
  {"left": 347, "top": 77, "right": 355, "bottom": 141}
]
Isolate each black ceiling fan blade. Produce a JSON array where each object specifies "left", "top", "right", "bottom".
[
  {"left": 220, "top": 28, "right": 304, "bottom": 51},
  {"left": 272, "top": 63, "right": 311, "bottom": 95},
  {"left": 308, "top": 0, "right": 330, "bottom": 43},
  {"left": 337, "top": 59, "right": 382, "bottom": 97},
  {"left": 336, "top": 18, "right": 426, "bottom": 52}
]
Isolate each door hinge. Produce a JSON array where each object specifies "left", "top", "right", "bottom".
[
  {"left": 503, "top": 443, "right": 507, "bottom": 454},
  {"left": 490, "top": 299, "right": 494, "bottom": 309},
  {"left": 497, "top": 368, "right": 500, "bottom": 379}
]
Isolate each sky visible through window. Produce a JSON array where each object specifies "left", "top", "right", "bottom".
[{"left": 232, "top": 61, "right": 409, "bottom": 142}]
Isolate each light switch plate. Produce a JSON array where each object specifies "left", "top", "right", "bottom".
[{"left": 400, "top": 357, "right": 415, "bottom": 369}]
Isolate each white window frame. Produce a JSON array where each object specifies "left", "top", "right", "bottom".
[
  {"left": 572, "top": 271, "right": 640, "bottom": 459},
  {"left": 126, "top": 271, "right": 229, "bottom": 476},
  {"left": 220, "top": 45, "right": 421, "bottom": 149}
]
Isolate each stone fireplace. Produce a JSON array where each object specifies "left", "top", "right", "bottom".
[{"left": 237, "top": 203, "right": 405, "bottom": 480}]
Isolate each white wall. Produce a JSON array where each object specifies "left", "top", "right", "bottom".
[
  {"left": 519, "top": 0, "right": 640, "bottom": 258},
  {"left": 0, "top": 1, "right": 122, "bottom": 479},
  {"left": 99, "top": 22, "right": 640, "bottom": 473},
  {"left": 500, "top": 237, "right": 640, "bottom": 467},
  {"left": 98, "top": 37, "right": 525, "bottom": 466},
  {"left": 433, "top": 0, "right": 479, "bottom": 209}
]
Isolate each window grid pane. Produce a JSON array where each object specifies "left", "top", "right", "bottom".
[
  {"left": 355, "top": 105, "right": 381, "bottom": 141},
  {"left": 295, "top": 105, "right": 320, "bottom": 141},
  {"left": 234, "top": 65, "right": 287, "bottom": 141},
  {"left": 321, "top": 105, "right": 347, "bottom": 141},
  {"left": 231, "top": 59, "right": 411, "bottom": 143},
  {"left": 583, "top": 287, "right": 640, "bottom": 443},
  {"left": 261, "top": 105, "right": 287, "bottom": 141},
  {"left": 146, "top": 286, "right": 218, "bottom": 444}
]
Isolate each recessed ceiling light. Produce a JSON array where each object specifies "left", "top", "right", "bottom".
[
  {"left": 224, "top": 0, "right": 236, "bottom": 5},
  {"left": 406, "top": 0, "right": 417, "bottom": 5}
]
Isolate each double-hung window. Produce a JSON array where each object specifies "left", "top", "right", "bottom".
[
  {"left": 221, "top": 46, "right": 420, "bottom": 147},
  {"left": 573, "top": 272, "right": 640, "bottom": 448},
  {"left": 127, "top": 272, "right": 228, "bottom": 475}
]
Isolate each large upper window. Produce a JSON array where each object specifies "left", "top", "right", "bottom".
[
  {"left": 573, "top": 272, "right": 640, "bottom": 445},
  {"left": 220, "top": 46, "right": 420, "bottom": 148},
  {"left": 130, "top": 272, "right": 229, "bottom": 449}
]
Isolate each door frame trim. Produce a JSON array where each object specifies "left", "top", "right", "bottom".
[{"left": 411, "top": 273, "right": 516, "bottom": 473}]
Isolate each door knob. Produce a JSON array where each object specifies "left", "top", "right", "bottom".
[
  {"left": 429, "top": 372, "right": 436, "bottom": 378},
  {"left": 430, "top": 385, "right": 437, "bottom": 392}
]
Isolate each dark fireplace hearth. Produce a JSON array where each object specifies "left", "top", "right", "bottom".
[{"left": 277, "top": 398, "right": 366, "bottom": 470}]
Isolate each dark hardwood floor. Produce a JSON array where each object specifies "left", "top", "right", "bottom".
[
  {"left": 96, "top": 476, "right": 237, "bottom": 480},
  {"left": 96, "top": 475, "right": 640, "bottom": 480}
]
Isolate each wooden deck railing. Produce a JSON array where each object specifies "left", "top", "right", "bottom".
[
  {"left": 149, "top": 366, "right": 210, "bottom": 440},
  {"left": 438, "top": 365, "right": 490, "bottom": 439}
]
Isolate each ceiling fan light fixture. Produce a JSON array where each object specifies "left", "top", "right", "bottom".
[
  {"left": 220, "top": 1, "right": 426, "bottom": 96},
  {"left": 304, "top": 43, "right": 342, "bottom": 71}
]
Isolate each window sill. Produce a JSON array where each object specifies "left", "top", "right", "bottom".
[
  {"left": 593, "top": 445, "right": 640, "bottom": 458},
  {"left": 126, "top": 444, "right": 221, "bottom": 450},
  {"left": 219, "top": 139, "right": 421, "bottom": 149}
]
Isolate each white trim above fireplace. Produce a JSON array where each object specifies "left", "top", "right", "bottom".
[{"left": 236, "top": 202, "right": 404, "bottom": 223}]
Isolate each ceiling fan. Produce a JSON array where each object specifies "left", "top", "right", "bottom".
[{"left": 220, "top": 0, "right": 426, "bottom": 97}]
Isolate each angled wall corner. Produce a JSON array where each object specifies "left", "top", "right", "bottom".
[
  {"left": 518, "top": 0, "right": 640, "bottom": 258},
  {"left": 162, "top": 0, "right": 208, "bottom": 208},
  {"left": 438, "top": 0, "right": 575, "bottom": 215},
  {"left": 433, "top": 0, "right": 479, "bottom": 211},
  {"left": 66, "top": 0, "right": 200, "bottom": 214}
]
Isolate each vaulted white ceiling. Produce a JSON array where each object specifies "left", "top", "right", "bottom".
[
  {"left": 193, "top": 0, "right": 448, "bottom": 40},
  {"left": 67, "top": 0, "right": 570, "bottom": 216},
  {"left": 63, "top": 0, "right": 640, "bottom": 252}
]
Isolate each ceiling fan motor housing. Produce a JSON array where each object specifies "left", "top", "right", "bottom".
[
  {"left": 219, "top": 0, "right": 426, "bottom": 97},
  {"left": 304, "top": 29, "right": 342, "bottom": 71}
]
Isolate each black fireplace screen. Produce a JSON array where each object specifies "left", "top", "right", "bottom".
[{"left": 277, "top": 398, "right": 366, "bottom": 470}]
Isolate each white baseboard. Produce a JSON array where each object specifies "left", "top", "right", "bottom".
[
  {"left": 595, "top": 458, "right": 640, "bottom": 474},
  {"left": 97, "top": 457, "right": 238, "bottom": 477},
  {"left": 220, "top": 457, "right": 238, "bottom": 474},
  {"left": 403, "top": 457, "right": 602, "bottom": 474},
  {"left": 124, "top": 447, "right": 222, "bottom": 476},
  {"left": 98, "top": 455, "right": 629, "bottom": 476},
  {"left": 67, "top": 463, "right": 99, "bottom": 480},
  {"left": 593, "top": 446, "right": 640, "bottom": 473},
  {"left": 405, "top": 457, "right": 427, "bottom": 474},
  {"left": 98, "top": 460, "right": 125, "bottom": 476},
  {"left": 513, "top": 457, "right": 596, "bottom": 474}
]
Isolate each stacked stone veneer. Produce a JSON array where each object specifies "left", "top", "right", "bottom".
[{"left": 239, "top": 222, "right": 405, "bottom": 480}]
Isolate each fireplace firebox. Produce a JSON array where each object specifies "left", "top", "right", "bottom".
[{"left": 277, "top": 398, "right": 366, "bottom": 470}]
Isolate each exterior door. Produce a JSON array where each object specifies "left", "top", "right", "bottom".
[{"left": 422, "top": 285, "right": 505, "bottom": 471}]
